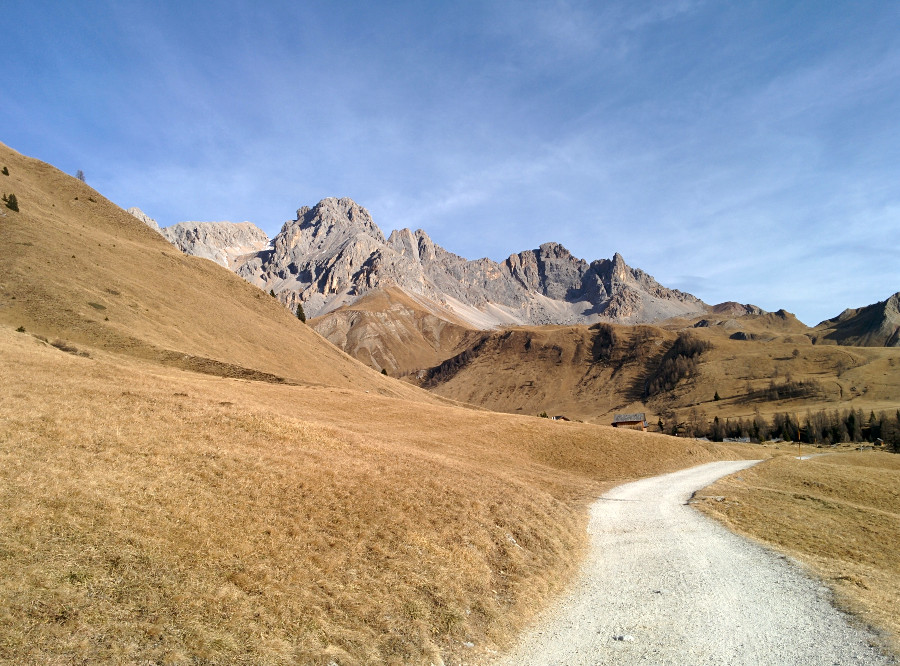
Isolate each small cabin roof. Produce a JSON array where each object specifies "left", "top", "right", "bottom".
[{"left": 613, "top": 413, "right": 647, "bottom": 423}]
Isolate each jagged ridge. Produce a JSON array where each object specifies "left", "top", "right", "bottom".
[{"left": 170, "top": 196, "right": 711, "bottom": 327}]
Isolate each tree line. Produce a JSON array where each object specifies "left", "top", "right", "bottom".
[{"left": 659, "top": 407, "right": 900, "bottom": 451}]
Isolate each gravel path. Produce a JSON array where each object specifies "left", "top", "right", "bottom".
[{"left": 495, "top": 460, "right": 894, "bottom": 665}]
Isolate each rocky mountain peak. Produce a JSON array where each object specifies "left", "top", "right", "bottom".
[
  {"left": 275, "top": 197, "right": 385, "bottom": 261},
  {"left": 537, "top": 242, "right": 574, "bottom": 260},
  {"left": 608, "top": 252, "right": 628, "bottom": 282},
  {"left": 165, "top": 196, "right": 715, "bottom": 327},
  {"left": 296, "top": 197, "right": 383, "bottom": 239},
  {"left": 591, "top": 253, "right": 630, "bottom": 284},
  {"left": 415, "top": 230, "right": 437, "bottom": 262}
]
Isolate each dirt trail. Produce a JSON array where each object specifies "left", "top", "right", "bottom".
[{"left": 495, "top": 460, "right": 893, "bottom": 665}]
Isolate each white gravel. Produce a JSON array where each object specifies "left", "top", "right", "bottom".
[{"left": 494, "top": 460, "right": 894, "bottom": 665}]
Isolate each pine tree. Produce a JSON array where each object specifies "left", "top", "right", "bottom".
[
  {"left": 75, "top": 170, "right": 85, "bottom": 182},
  {"left": 1, "top": 166, "right": 8, "bottom": 176},
  {"left": 5, "top": 193, "right": 18, "bottom": 211},
  {"left": 269, "top": 289, "right": 276, "bottom": 298},
  {"left": 296, "top": 303, "right": 306, "bottom": 323}
]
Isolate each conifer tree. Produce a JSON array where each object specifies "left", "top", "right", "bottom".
[{"left": 296, "top": 303, "right": 306, "bottom": 323}]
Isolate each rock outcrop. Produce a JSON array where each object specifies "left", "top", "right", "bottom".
[{"left": 161, "top": 221, "right": 270, "bottom": 269}]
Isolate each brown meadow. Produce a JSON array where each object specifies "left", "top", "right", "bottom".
[{"left": 1, "top": 140, "right": 897, "bottom": 664}]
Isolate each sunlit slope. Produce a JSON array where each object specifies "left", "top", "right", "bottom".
[
  {"left": 0, "top": 141, "right": 411, "bottom": 395},
  {"left": 421, "top": 318, "right": 900, "bottom": 424},
  {"left": 0, "top": 326, "right": 751, "bottom": 664}
]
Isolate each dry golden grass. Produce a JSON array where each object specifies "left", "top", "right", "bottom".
[
  {"left": 0, "top": 323, "right": 759, "bottom": 665},
  {"left": 417, "top": 321, "right": 900, "bottom": 427},
  {"left": 696, "top": 451, "right": 900, "bottom": 651}
]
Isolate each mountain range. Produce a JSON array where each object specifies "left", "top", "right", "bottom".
[
  {"left": 146, "top": 197, "right": 725, "bottom": 327},
  {"left": 144, "top": 198, "right": 899, "bottom": 377}
]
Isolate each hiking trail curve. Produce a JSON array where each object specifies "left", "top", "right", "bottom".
[{"left": 494, "top": 460, "right": 893, "bottom": 665}]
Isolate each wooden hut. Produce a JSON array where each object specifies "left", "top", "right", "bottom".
[{"left": 612, "top": 413, "right": 649, "bottom": 431}]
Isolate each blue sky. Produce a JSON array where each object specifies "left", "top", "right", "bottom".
[{"left": 4, "top": 1, "right": 898, "bottom": 325}]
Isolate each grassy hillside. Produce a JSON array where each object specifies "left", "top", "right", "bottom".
[
  {"left": 0, "top": 141, "right": 413, "bottom": 397},
  {"left": 0, "top": 142, "right": 756, "bottom": 664},
  {"left": 417, "top": 319, "right": 900, "bottom": 429},
  {"left": 1, "top": 324, "right": 751, "bottom": 665}
]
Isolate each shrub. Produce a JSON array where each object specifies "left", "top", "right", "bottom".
[
  {"left": 5, "top": 193, "right": 18, "bottom": 212},
  {"left": 1, "top": 166, "right": 8, "bottom": 176}
]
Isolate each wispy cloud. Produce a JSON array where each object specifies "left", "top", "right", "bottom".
[{"left": 5, "top": 1, "right": 899, "bottom": 325}]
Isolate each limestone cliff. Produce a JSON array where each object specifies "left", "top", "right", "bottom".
[
  {"left": 170, "top": 196, "right": 711, "bottom": 327},
  {"left": 161, "top": 221, "right": 270, "bottom": 269}
]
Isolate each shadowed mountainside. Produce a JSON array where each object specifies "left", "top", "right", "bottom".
[{"left": 814, "top": 292, "right": 900, "bottom": 347}]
